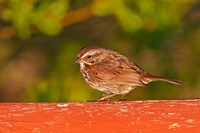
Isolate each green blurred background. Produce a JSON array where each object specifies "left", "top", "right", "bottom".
[{"left": 0, "top": 0, "right": 199, "bottom": 102}]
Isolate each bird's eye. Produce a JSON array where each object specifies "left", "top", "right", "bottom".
[{"left": 87, "top": 55, "right": 92, "bottom": 59}]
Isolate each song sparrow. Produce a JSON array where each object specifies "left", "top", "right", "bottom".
[{"left": 75, "top": 45, "right": 183, "bottom": 101}]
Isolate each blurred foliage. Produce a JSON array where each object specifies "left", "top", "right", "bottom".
[
  {"left": 0, "top": 0, "right": 200, "bottom": 102},
  {"left": 3, "top": 0, "right": 69, "bottom": 39}
]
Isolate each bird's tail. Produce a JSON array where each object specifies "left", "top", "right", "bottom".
[{"left": 141, "top": 73, "right": 183, "bottom": 85}]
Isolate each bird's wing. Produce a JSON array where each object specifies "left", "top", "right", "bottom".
[
  {"left": 91, "top": 63, "right": 123, "bottom": 80},
  {"left": 92, "top": 54, "right": 145, "bottom": 87}
]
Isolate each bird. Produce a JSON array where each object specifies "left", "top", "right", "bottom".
[{"left": 75, "top": 45, "right": 183, "bottom": 101}]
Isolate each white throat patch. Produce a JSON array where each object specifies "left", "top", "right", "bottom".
[{"left": 80, "top": 63, "right": 85, "bottom": 69}]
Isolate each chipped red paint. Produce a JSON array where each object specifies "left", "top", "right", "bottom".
[{"left": 0, "top": 100, "right": 200, "bottom": 132}]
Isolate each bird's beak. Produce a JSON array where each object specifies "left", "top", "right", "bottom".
[{"left": 74, "top": 58, "right": 81, "bottom": 64}]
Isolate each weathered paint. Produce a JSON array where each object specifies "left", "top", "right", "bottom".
[{"left": 0, "top": 100, "right": 200, "bottom": 132}]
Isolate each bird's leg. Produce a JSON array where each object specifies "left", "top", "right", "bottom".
[
  {"left": 119, "top": 94, "right": 126, "bottom": 101},
  {"left": 97, "top": 93, "right": 116, "bottom": 102}
]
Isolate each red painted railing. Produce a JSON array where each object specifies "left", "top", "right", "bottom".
[{"left": 0, "top": 100, "right": 200, "bottom": 132}]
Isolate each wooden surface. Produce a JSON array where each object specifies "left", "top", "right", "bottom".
[{"left": 0, "top": 100, "right": 200, "bottom": 133}]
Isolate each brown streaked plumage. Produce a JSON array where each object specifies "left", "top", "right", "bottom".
[{"left": 75, "top": 45, "right": 183, "bottom": 101}]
